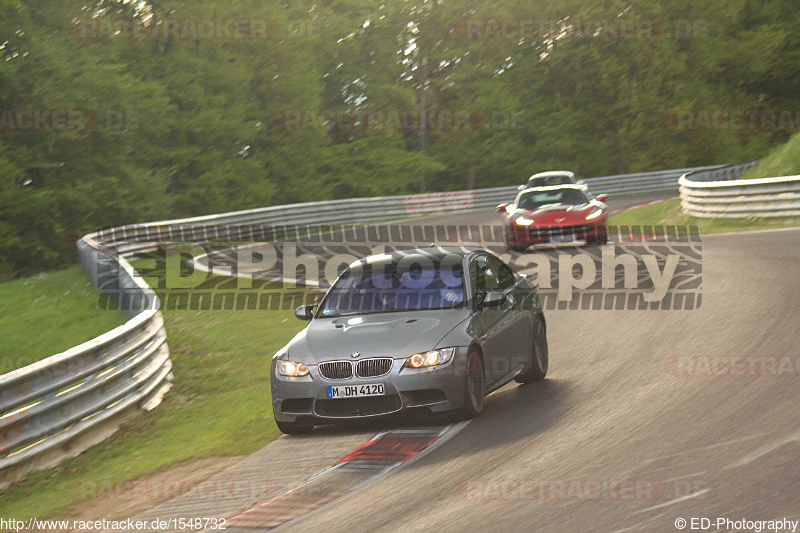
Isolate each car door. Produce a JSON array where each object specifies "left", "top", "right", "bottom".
[
  {"left": 468, "top": 254, "right": 510, "bottom": 388},
  {"left": 490, "top": 255, "right": 534, "bottom": 376}
]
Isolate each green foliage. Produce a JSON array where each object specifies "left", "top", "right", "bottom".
[
  {"left": 609, "top": 197, "right": 800, "bottom": 232},
  {"left": 740, "top": 132, "right": 800, "bottom": 179},
  {"left": 0, "top": 294, "right": 307, "bottom": 520},
  {"left": 0, "top": 265, "right": 126, "bottom": 368},
  {"left": 2, "top": 0, "right": 800, "bottom": 276}
]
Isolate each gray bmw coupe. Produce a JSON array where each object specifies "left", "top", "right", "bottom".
[{"left": 270, "top": 247, "right": 548, "bottom": 434}]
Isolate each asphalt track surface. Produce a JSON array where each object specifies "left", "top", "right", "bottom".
[{"left": 191, "top": 192, "right": 800, "bottom": 532}]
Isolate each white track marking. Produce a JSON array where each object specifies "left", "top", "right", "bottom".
[
  {"left": 632, "top": 488, "right": 711, "bottom": 514},
  {"left": 704, "top": 226, "right": 800, "bottom": 237},
  {"left": 724, "top": 428, "right": 800, "bottom": 470}
]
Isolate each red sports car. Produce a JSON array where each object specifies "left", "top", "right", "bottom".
[{"left": 497, "top": 185, "right": 610, "bottom": 251}]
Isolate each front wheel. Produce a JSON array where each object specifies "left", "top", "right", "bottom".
[
  {"left": 276, "top": 419, "right": 314, "bottom": 435},
  {"left": 455, "top": 348, "right": 485, "bottom": 419},
  {"left": 515, "top": 317, "right": 548, "bottom": 383}
]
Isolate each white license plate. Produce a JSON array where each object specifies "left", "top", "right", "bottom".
[
  {"left": 549, "top": 233, "right": 575, "bottom": 243},
  {"left": 327, "top": 383, "right": 385, "bottom": 399}
]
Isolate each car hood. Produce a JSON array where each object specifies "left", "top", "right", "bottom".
[
  {"left": 517, "top": 203, "right": 597, "bottom": 224},
  {"left": 283, "top": 309, "right": 470, "bottom": 363}
]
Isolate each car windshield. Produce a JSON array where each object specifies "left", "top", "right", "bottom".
[
  {"left": 527, "top": 175, "right": 573, "bottom": 188},
  {"left": 318, "top": 256, "right": 465, "bottom": 317},
  {"left": 518, "top": 189, "right": 589, "bottom": 210}
]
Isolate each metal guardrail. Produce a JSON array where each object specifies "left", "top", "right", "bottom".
[
  {"left": 0, "top": 162, "right": 726, "bottom": 485},
  {"left": 0, "top": 236, "right": 172, "bottom": 487},
  {"left": 581, "top": 164, "right": 724, "bottom": 195},
  {"left": 101, "top": 164, "right": 723, "bottom": 258},
  {"left": 679, "top": 162, "right": 800, "bottom": 218}
]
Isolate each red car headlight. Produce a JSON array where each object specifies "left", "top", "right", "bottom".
[{"left": 586, "top": 208, "right": 603, "bottom": 220}]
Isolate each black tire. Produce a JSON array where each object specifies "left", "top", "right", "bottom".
[
  {"left": 456, "top": 348, "right": 485, "bottom": 419},
  {"left": 276, "top": 419, "right": 314, "bottom": 435},
  {"left": 515, "top": 317, "right": 548, "bottom": 383}
]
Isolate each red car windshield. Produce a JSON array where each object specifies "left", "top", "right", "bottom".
[{"left": 518, "top": 189, "right": 589, "bottom": 210}]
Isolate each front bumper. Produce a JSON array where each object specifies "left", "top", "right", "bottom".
[
  {"left": 508, "top": 221, "right": 607, "bottom": 245},
  {"left": 270, "top": 350, "right": 469, "bottom": 424}
]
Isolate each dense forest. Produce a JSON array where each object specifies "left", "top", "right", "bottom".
[{"left": 1, "top": 0, "right": 798, "bottom": 277}]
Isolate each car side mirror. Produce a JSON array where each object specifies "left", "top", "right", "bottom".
[
  {"left": 294, "top": 305, "right": 315, "bottom": 321},
  {"left": 496, "top": 203, "right": 509, "bottom": 212},
  {"left": 479, "top": 291, "right": 506, "bottom": 309},
  {"left": 596, "top": 194, "right": 609, "bottom": 202}
]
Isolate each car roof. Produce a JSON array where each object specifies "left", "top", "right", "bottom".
[
  {"left": 518, "top": 184, "right": 585, "bottom": 195},
  {"left": 528, "top": 170, "right": 575, "bottom": 180}
]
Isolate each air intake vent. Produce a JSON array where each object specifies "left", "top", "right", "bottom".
[
  {"left": 315, "top": 395, "right": 401, "bottom": 417},
  {"left": 318, "top": 361, "right": 353, "bottom": 379},
  {"left": 356, "top": 358, "right": 393, "bottom": 378}
]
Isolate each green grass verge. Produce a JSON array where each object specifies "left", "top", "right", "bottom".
[
  {"left": 0, "top": 262, "right": 314, "bottom": 520},
  {"left": 609, "top": 198, "right": 800, "bottom": 233},
  {"left": 740, "top": 132, "right": 800, "bottom": 180},
  {"left": 0, "top": 266, "right": 127, "bottom": 373}
]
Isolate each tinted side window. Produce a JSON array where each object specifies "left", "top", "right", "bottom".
[
  {"left": 469, "top": 254, "right": 499, "bottom": 294},
  {"left": 488, "top": 256, "right": 516, "bottom": 290}
]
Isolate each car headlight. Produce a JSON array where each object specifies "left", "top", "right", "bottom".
[
  {"left": 277, "top": 360, "right": 310, "bottom": 377},
  {"left": 405, "top": 348, "right": 456, "bottom": 368},
  {"left": 586, "top": 208, "right": 603, "bottom": 220},
  {"left": 514, "top": 216, "right": 534, "bottom": 226}
]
